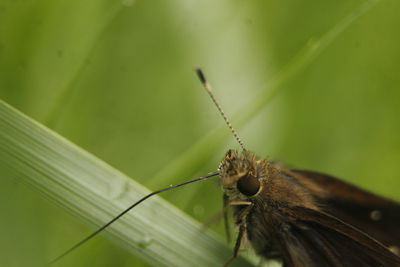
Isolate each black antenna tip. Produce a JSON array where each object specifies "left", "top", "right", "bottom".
[{"left": 195, "top": 68, "right": 207, "bottom": 85}]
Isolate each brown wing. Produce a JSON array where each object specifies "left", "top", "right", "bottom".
[
  {"left": 277, "top": 206, "right": 400, "bottom": 267},
  {"left": 291, "top": 169, "right": 400, "bottom": 248}
]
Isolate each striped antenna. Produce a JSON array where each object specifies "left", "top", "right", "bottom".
[{"left": 195, "top": 68, "right": 246, "bottom": 151}]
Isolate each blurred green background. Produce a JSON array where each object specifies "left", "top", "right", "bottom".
[{"left": 1, "top": 0, "right": 400, "bottom": 266}]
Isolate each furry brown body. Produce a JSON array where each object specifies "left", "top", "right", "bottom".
[{"left": 219, "top": 150, "right": 400, "bottom": 266}]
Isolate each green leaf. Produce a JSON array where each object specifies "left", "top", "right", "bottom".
[{"left": 0, "top": 100, "right": 251, "bottom": 266}]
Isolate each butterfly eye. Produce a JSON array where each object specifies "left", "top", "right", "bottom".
[{"left": 237, "top": 174, "right": 260, "bottom": 196}]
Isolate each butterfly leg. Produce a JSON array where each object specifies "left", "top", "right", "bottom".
[
  {"left": 223, "top": 223, "right": 246, "bottom": 267},
  {"left": 223, "top": 193, "right": 231, "bottom": 243},
  {"left": 231, "top": 201, "right": 253, "bottom": 221},
  {"left": 202, "top": 208, "right": 226, "bottom": 228},
  {"left": 201, "top": 194, "right": 231, "bottom": 243},
  {"left": 224, "top": 201, "right": 253, "bottom": 266}
]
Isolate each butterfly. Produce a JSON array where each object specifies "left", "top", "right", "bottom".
[
  {"left": 50, "top": 69, "right": 400, "bottom": 267},
  {"left": 219, "top": 149, "right": 400, "bottom": 266}
]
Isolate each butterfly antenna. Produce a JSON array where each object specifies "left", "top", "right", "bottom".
[
  {"left": 195, "top": 68, "right": 246, "bottom": 151},
  {"left": 48, "top": 171, "right": 219, "bottom": 265}
]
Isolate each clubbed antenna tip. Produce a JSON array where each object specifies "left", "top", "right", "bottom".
[{"left": 195, "top": 68, "right": 207, "bottom": 86}]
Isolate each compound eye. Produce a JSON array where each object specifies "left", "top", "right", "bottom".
[{"left": 237, "top": 174, "right": 260, "bottom": 196}]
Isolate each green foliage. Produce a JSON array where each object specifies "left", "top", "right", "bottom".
[
  {"left": 0, "top": 100, "right": 250, "bottom": 267},
  {"left": 1, "top": 0, "right": 399, "bottom": 266}
]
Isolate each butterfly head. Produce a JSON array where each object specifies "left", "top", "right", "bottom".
[{"left": 219, "top": 150, "right": 269, "bottom": 198}]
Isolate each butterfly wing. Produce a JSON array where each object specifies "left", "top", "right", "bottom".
[
  {"left": 291, "top": 169, "right": 400, "bottom": 248},
  {"left": 276, "top": 206, "right": 400, "bottom": 267}
]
